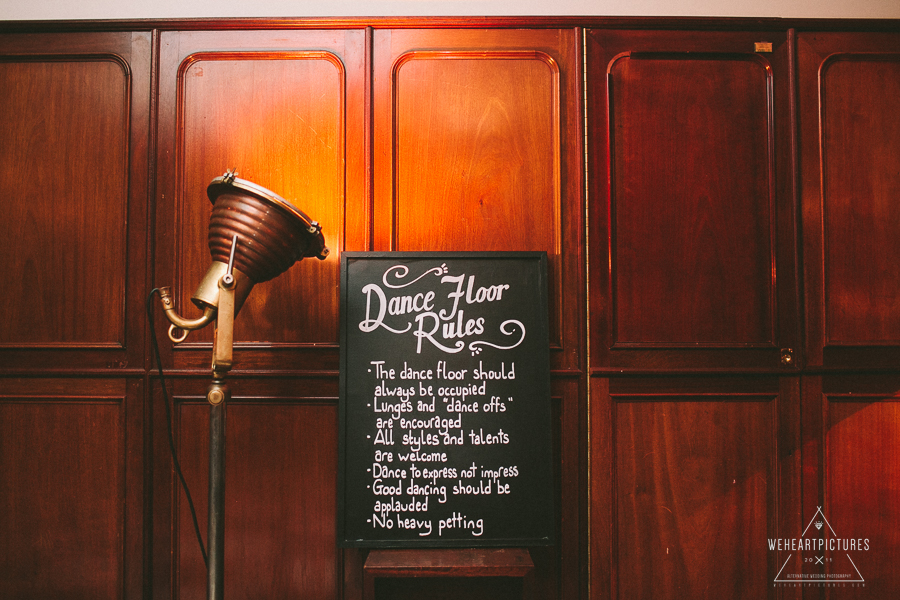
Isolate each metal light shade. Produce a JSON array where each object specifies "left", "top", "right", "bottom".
[{"left": 190, "top": 173, "right": 329, "bottom": 314}]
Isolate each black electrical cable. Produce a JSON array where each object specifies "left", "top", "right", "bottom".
[{"left": 147, "top": 288, "right": 209, "bottom": 569}]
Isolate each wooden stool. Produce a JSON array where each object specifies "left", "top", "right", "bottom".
[{"left": 363, "top": 548, "right": 534, "bottom": 600}]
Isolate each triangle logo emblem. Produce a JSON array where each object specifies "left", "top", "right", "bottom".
[{"left": 772, "top": 506, "right": 866, "bottom": 584}]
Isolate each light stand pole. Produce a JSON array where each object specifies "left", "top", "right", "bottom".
[{"left": 205, "top": 241, "right": 237, "bottom": 600}]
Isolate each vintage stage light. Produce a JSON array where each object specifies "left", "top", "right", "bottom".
[{"left": 156, "top": 170, "right": 327, "bottom": 600}]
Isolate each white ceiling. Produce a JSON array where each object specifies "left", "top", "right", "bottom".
[{"left": 3, "top": 0, "right": 899, "bottom": 21}]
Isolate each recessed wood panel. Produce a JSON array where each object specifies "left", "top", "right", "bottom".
[
  {"left": 609, "top": 54, "right": 774, "bottom": 346},
  {"left": 374, "top": 29, "right": 584, "bottom": 365},
  {"left": 587, "top": 30, "right": 798, "bottom": 373},
  {"left": 175, "top": 401, "right": 338, "bottom": 599},
  {"left": 389, "top": 51, "right": 565, "bottom": 352},
  {"left": 391, "top": 53, "right": 559, "bottom": 256},
  {"left": 0, "top": 58, "right": 128, "bottom": 347},
  {"left": 614, "top": 394, "right": 774, "bottom": 599},
  {"left": 175, "top": 53, "right": 345, "bottom": 345},
  {"left": 799, "top": 32, "right": 900, "bottom": 368},
  {"left": 0, "top": 397, "right": 124, "bottom": 598},
  {"left": 542, "top": 378, "right": 585, "bottom": 600},
  {"left": 821, "top": 56, "right": 900, "bottom": 345},
  {"left": 825, "top": 390, "right": 900, "bottom": 598}
]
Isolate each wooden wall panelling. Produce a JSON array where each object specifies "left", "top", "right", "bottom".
[
  {"left": 0, "top": 32, "right": 151, "bottom": 372},
  {"left": 512, "top": 378, "right": 584, "bottom": 600},
  {"left": 801, "top": 374, "right": 900, "bottom": 598},
  {"left": 371, "top": 28, "right": 585, "bottom": 372},
  {"left": 549, "top": 377, "right": 588, "bottom": 600},
  {"left": 797, "top": 31, "right": 900, "bottom": 370},
  {"left": 586, "top": 29, "right": 800, "bottom": 373},
  {"left": 591, "top": 375, "right": 802, "bottom": 600},
  {"left": 371, "top": 28, "right": 586, "bottom": 599},
  {"left": 0, "top": 377, "right": 145, "bottom": 600},
  {"left": 154, "top": 29, "right": 368, "bottom": 373},
  {"left": 151, "top": 376, "right": 340, "bottom": 599}
]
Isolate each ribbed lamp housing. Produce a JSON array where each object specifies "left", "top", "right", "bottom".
[{"left": 206, "top": 174, "right": 328, "bottom": 283}]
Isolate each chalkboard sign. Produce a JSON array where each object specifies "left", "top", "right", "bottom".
[{"left": 339, "top": 252, "right": 554, "bottom": 547}]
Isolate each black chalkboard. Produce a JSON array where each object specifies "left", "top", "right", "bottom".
[{"left": 339, "top": 252, "right": 554, "bottom": 547}]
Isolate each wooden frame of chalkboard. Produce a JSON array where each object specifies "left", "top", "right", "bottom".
[{"left": 339, "top": 252, "right": 555, "bottom": 548}]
